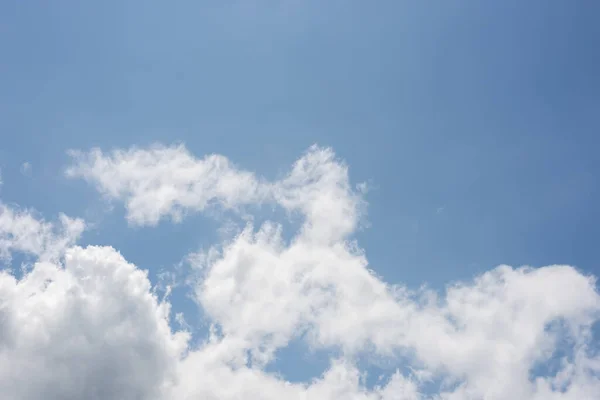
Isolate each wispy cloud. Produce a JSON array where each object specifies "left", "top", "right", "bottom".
[
  {"left": 0, "top": 203, "right": 85, "bottom": 263},
  {"left": 20, "top": 161, "right": 32, "bottom": 177}
]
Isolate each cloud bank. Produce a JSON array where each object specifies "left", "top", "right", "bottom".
[{"left": 0, "top": 144, "right": 597, "bottom": 399}]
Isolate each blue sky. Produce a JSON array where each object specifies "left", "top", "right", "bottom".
[
  {"left": 1, "top": 1, "right": 600, "bottom": 398},
  {"left": 2, "top": 0, "right": 599, "bottom": 284}
]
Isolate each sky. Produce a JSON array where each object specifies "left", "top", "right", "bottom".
[{"left": 0, "top": 1, "right": 599, "bottom": 399}]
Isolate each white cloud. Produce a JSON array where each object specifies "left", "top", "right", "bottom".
[
  {"left": 192, "top": 223, "right": 600, "bottom": 399},
  {"left": 0, "top": 203, "right": 85, "bottom": 263},
  {"left": 65, "top": 144, "right": 363, "bottom": 244},
  {"left": 65, "top": 144, "right": 268, "bottom": 226},
  {"left": 0, "top": 143, "right": 597, "bottom": 399},
  {"left": 0, "top": 246, "right": 188, "bottom": 400}
]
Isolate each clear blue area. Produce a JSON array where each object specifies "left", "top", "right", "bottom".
[{"left": 1, "top": 0, "right": 599, "bottom": 384}]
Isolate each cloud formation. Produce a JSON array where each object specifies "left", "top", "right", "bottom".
[
  {"left": 0, "top": 203, "right": 85, "bottom": 263},
  {"left": 0, "top": 144, "right": 597, "bottom": 399}
]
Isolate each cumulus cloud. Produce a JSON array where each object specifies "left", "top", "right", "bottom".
[
  {"left": 0, "top": 246, "right": 188, "bottom": 400},
  {"left": 0, "top": 143, "right": 597, "bottom": 399}
]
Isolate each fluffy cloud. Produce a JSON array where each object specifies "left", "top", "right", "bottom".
[
  {"left": 0, "top": 203, "right": 85, "bottom": 263},
  {"left": 65, "top": 144, "right": 362, "bottom": 243},
  {"left": 65, "top": 144, "right": 267, "bottom": 226},
  {"left": 0, "top": 246, "right": 187, "bottom": 400},
  {"left": 0, "top": 143, "right": 597, "bottom": 399}
]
